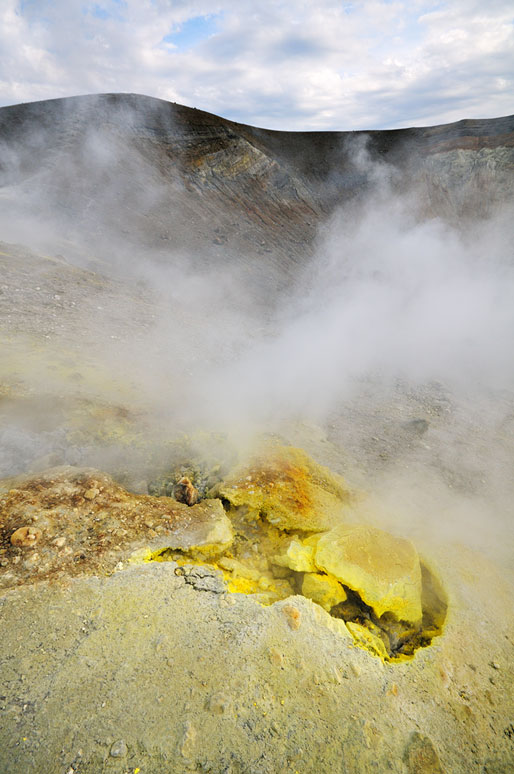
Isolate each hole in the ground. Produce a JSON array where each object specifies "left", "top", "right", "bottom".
[
  {"left": 139, "top": 444, "right": 448, "bottom": 662},
  {"left": 327, "top": 562, "right": 448, "bottom": 661},
  {"left": 141, "top": 510, "right": 447, "bottom": 662},
  {"left": 0, "top": 439, "right": 448, "bottom": 655}
]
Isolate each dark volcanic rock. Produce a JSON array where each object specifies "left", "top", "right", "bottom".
[{"left": 0, "top": 94, "right": 512, "bottom": 287}]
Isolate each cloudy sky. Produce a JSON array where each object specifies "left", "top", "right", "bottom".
[{"left": 1, "top": 0, "right": 513, "bottom": 130}]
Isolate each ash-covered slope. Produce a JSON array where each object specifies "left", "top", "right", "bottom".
[{"left": 0, "top": 93, "right": 513, "bottom": 281}]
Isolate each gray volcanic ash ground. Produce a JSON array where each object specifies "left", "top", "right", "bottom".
[{"left": 0, "top": 95, "right": 513, "bottom": 773}]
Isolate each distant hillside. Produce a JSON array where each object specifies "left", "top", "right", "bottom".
[{"left": 0, "top": 94, "right": 512, "bottom": 285}]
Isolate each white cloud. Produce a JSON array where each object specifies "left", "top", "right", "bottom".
[{"left": 0, "top": 0, "right": 512, "bottom": 129}]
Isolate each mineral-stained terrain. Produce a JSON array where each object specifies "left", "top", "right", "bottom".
[
  {"left": 0, "top": 96, "right": 513, "bottom": 773},
  {"left": 0, "top": 445, "right": 448, "bottom": 663}
]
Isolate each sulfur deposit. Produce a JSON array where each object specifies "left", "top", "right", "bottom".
[
  {"left": 315, "top": 525, "right": 423, "bottom": 624},
  {"left": 0, "top": 444, "right": 446, "bottom": 662},
  {"left": 0, "top": 443, "right": 512, "bottom": 774}
]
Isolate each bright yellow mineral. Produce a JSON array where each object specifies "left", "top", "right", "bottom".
[
  {"left": 301, "top": 572, "right": 347, "bottom": 611},
  {"left": 314, "top": 524, "right": 423, "bottom": 624},
  {"left": 345, "top": 621, "right": 390, "bottom": 660},
  {"left": 273, "top": 538, "right": 317, "bottom": 572}
]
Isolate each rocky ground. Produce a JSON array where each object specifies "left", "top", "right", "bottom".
[
  {"left": 0, "top": 96, "right": 513, "bottom": 773},
  {"left": 0, "top": 380, "right": 512, "bottom": 773},
  {"left": 0, "top": 546, "right": 512, "bottom": 773}
]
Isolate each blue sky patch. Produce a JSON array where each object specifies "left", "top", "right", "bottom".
[
  {"left": 90, "top": 4, "right": 110, "bottom": 20},
  {"left": 164, "top": 14, "right": 222, "bottom": 52},
  {"left": 82, "top": 1, "right": 127, "bottom": 22}
]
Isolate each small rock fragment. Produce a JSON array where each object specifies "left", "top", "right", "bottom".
[
  {"left": 174, "top": 477, "right": 199, "bottom": 506},
  {"left": 180, "top": 720, "right": 196, "bottom": 758},
  {"left": 439, "top": 665, "right": 451, "bottom": 687},
  {"left": 404, "top": 418, "right": 429, "bottom": 436},
  {"left": 363, "top": 720, "right": 383, "bottom": 749},
  {"left": 282, "top": 604, "right": 301, "bottom": 630},
  {"left": 109, "top": 739, "right": 127, "bottom": 758},
  {"left": 302, "top": 572, "right": 347, "bottom": 611},
  {"left": 206, "top": 692, "right": 231, "bottom": 715},
  {"left": 10, "top": 526, "right": 42, "bottom": 547},
  {"left": 269, "top": 647, "right": 284, "bottom": 666}
]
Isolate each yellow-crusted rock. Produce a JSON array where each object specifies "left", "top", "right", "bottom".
[
  {"left": 314, "top": 525, "right": 422, "bottom": 624},
  {"left": 216, "top": 445, "right": 352, "bottom": 531},
  {"left": 346, "top": 621, "right": 390, "bottom": 661},
  {"left": 301, "top": 572, "right": 347, "bottom": 611},
  {"left": 218, "top": 556, "right": 262, "bottom": 581},
  {"left": 273, "top": 538, "right": 317, "bottom": 572},
  {"left": 130, "top": 500, "right": 234, "bottom": 564}
]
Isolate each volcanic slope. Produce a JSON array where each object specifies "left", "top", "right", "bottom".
[{"left": 0, "top": 94, "right": 513, "bottom": 288}]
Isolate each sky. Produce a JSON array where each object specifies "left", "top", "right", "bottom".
[{"left": 1, "top": 0, "right": 513, "bottom": 130}]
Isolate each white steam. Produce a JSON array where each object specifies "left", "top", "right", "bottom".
[
  {"left": 1, "top": 100, "right": 514, "bottom": 565},
  {"left": 170, "top": 191, "right": 514, "bottom": 431}
]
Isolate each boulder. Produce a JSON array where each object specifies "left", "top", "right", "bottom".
[
  {"left": 216, "top": 444, "right": 352, "bottom": 531},
  {"left": 315, "top": 524, "right": 423, "bottom": 624}
]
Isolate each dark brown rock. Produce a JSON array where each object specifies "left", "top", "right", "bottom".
[{"left": 174, "top": 476, "right": 199, "bottom": 506}]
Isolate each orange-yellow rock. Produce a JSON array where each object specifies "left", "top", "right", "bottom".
[
  {"left": 10, "top": 526, "right": 42, "bottom": 547},
  {"left": 217, "top": 445, "right": 352, "bottom": 531}
]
